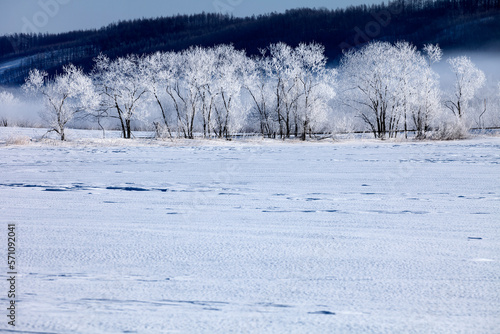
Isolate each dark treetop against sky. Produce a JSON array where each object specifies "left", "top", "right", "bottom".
[{"left": 0, "top": 0, "right": 383, "bottom": 36}]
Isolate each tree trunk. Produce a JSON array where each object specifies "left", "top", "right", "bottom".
[
  {"left": 404, "top": 111, "right": 408, "bottom": 139},
  {"left": 155, "top": 95, "right": 172, "bottom": 139},
  {"left": 116, "top": 106, "right": 127, "bottom": 139},
  {"left": 301, "top": 120, "right": 307, "bottom": 141},
  {"left": 126, "top": 119, "right": 131, "bottom": 139}
]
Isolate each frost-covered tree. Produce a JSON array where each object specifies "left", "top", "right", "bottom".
[
  {"left": 446, "top": 56, "right": 486, "bottom": 119},
  {"left": 182, "top": 46, "right": 217, "bottom": 138},
  {"left": 143, "top": 51, "right": 179, "bottom": 138},
  {"left": 340, "top": 41, "right": 442, "bottom": 139},
  {"left": 340, "top": 42, "right": 402, "bottom": 139},
  {"left": 390, "top": 41, "right": 418, "bottom": 138},
  {"left": 252, "top": 42, "right": 335, "bottom": 139},
  {"left": 210, "top": 45, "right": 248, "bottom": 139},
  {"left": 145, "top": 46, "right": 247, "bottom": 139},
  {"left": 468, "top": 78, "right": 500, "bottom": 129},
  {"left": 163, "top": 46, "right": 215, "bottom": 139},
  {"left": 244, "top": 53, "right": 278, "bottom": 138},
  {"left": 23, "top": 65, "right": 97, "bottom": 140},
  {"left": 196, "top": 48, "right": 219, "bottom": 138},
  {"left": 412, "top": 44, "right": 443, "bottom": 139},
  {"left": 93, "top": 54, "right": 149, "bottom": 139},
  {"left": 294, "top": 43, "right": 336, "bottom": 140},
  {"left": 423, "top": 44, "right": 443, "bottom": 66},
  {"left": 266, "top": 42, "right": 302, "bottom": 138}
]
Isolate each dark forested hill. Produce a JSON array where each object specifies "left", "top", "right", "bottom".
[{"left": 1, "top": 0, "right": 499, "bottom": 85}]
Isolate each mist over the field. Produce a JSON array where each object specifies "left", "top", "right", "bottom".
[
  {"left": 436, "top": 51, "right": 500, "bottom": 88},
  {"left": 435, "top": 51, "right": 500, "bottom": 128},
  {"left": 0, "top": 87, "right": 43, "bottom": 126}
]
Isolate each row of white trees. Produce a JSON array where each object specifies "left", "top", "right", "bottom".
[
  {"left": 339, "top": 42, "right": 488, "bottom": 139},
  {"left": 22, "top": 41, "right": 494, "bottom": 141}
]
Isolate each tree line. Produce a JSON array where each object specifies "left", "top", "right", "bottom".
[{"left": 20, "top": 41, "right": 496, "bottom": 141}]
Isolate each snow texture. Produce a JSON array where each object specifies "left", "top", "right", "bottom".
[{"left": 0, "top": 131, "right": 499, "bottom": 333}]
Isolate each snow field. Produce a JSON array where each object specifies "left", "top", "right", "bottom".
[{"left": 0, "top": 134, "right": 499, "bottom": 333}]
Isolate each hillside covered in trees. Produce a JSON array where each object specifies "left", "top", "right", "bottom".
[{"left": 0, "top": 0, "right": 499, "bottom": 85}]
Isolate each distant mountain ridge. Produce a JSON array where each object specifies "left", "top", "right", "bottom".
[{"left": 0, "top": 0, "right": 499, "bottom": 85}]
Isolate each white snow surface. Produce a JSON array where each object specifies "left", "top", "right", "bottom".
[{"left": 1, "top": 129, "right": 499, "bottom": 333}]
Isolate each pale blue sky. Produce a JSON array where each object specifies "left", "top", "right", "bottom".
[{"left": 0, "top": 0, "right": 382, "bottom": 36}]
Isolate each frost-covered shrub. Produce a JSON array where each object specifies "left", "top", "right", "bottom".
[
  {"left": 0, "top": 91, "right": 18, "bottom": 127},
  {"left": 332, "top": 115, "right": 357, "bottom": 139},
  {"left": 153, "top": 122, "right": 172, "bottom": 140},
  {"left": 431, "top": 117, "right": 469, "bottom": 140},
  {"left": 6, "top": 135, "right": 31, "bottom": 145},
  {"left": 0, "top": 91, "right": 16, "bottom": 104},
  {"left": 0, "top": 88, "right": 45, "bottom": 127}
]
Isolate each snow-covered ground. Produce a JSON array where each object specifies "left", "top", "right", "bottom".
[{"left": 1, "top": 128, "right": 499, "bottom": 333}]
